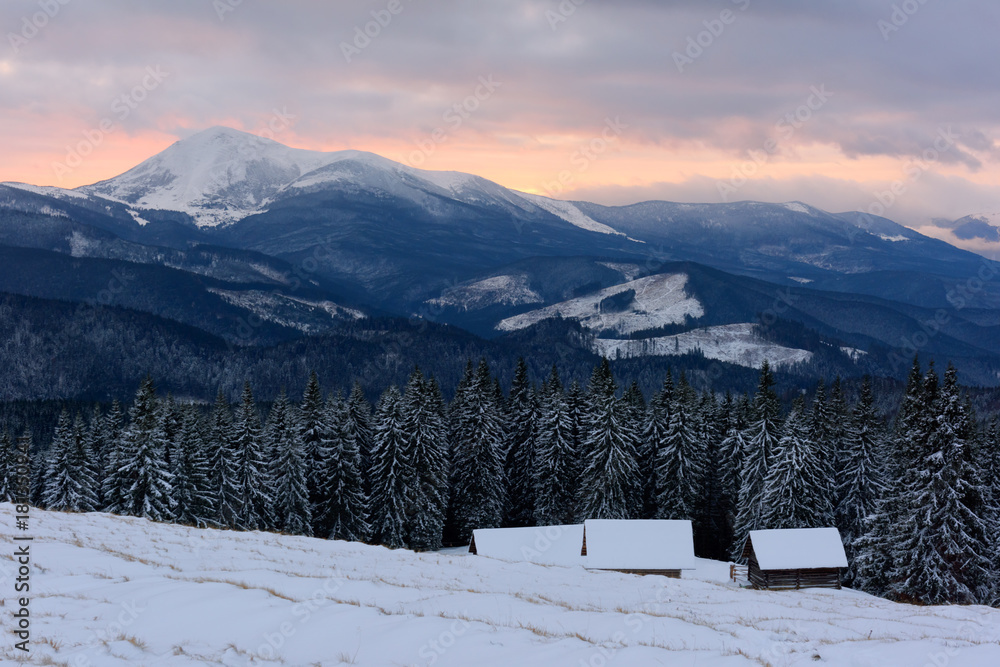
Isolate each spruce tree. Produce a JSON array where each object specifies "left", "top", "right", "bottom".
[
  {"left": 836, "top": 376, "right": 887, "bottom": 587},
  {"left": 655, "top": 379, "right": 705, "bottom": 521},
  {"left": 172, "top": 405, "right": 215, "bottom": 527},
  {"left": 533, "top": 368, "right": 578, "bottom": 526},
  {"left": 448, "top": 360, "right": 506, "bottom": 542},
  {"left": 369, "top": 385, "right": 411, "bottom": 548},
  {"left": 86, "top": 405, "right": 107, "bottom": 508},
  {"left": 503, "top": 359, "right": 538, "bottom": 527},
  {"left": 67, "top": 413, "right": 99, "bottom": 512},
  {"left": 760, "top": 398, "right": 831, "bottom": 529},
  {"left": 118, "top": 377, "right": 175, "bottom": 521},
  {"left": 577, "top": 359, "right": 640, "bottom": 521},
  {"left": 890, "top": 364, "right": 993, "bottom": 604},
  {"left": 299, "top": 371, "right": 330, "bottom": 535},
  {"left": 42, "top": 410, "right": 75, "bottom": 511},
  {"left": 733, "top": 361, "right": 781, "bottom": 558},
  {"left": 402, "top": 370, "right": 450, "bottom": 550},
  {"left": 319, "top": 393, "right": 370, "bottom": 542},
  {"left": 808, "top": 380, "right": 837, "bottom": 522},
  {"left": 208, "top": 389, "right": 239, "bottom": 528},
  {"left": 266, "top": 390, "right": 312, "bottom": 536},
  {"left": 231, "top": 382, "right": 270, "bottom": 530},
  {"left": 347, "top": 382, "right": 374, "bottom": 496},
  {"left": 101, "top": 401, "right": 126, "bottom": 513},
  {"left": 640, "top": 373, "right": 672, "bottom": 519}
]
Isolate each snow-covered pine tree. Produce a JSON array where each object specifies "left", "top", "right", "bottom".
[
  {"left": 402, "top": 369, "right": 450, "bottom": 550},
  {"left": 347, "top": 381, "right": 374, "bottom": 496},
  {"left": 369, "top": 385, "right": 411, "bottom": 548},
  {"left": 266, "top": 389, "right": 312, "bottom": 536},
  {"left": 503, "top": 359, "right": 538, "bottom": 527},
  {"left": 42, "top": 410, "right": 75, "bottom": 510},
  {"left": 890, "top": 364, "right": 994, "bottom": 605},
  {"left": 230, "top": 382, "right": 270, "bottom": 530},
  {"left": 448, "top": 359, "right": 506, "bottom": 542},
  {"left": 577, "top": 359, "right": 640, "bottom": 521},
  {"left": 319, "top": 393, "right": 369, "bottom": 542},
  {"left": 732, "top": 361, "right": 781, "bottom": 559},
  {"left": 101, "top": 401, "right": 125, "bottom": 513},
  {"left": 655, "top": 378, "right": 706, "bottom": 521},
  {"left": 118, "top": 377, "right": 175, "bottom": 521},
  {"left": 172, "top": 404, "right": 215, "bottom": 527},
  {"left": 716, "top": 392, "right": 746, "bottom": 552},
  {"left": 85, "top": 405, "right": 107, "bottom": 508},
  {"left": 299, "top": 371, "right": 330, "bottom": 536},
  {"left": 696, "top": 391, "right": 730, "bottom": 559},
  {"left": 807, "top": 380, "right": 837, "bottom": 523},
  {"left": 0, "top": 428, "right": 12, "bottom": 502},
  {"left": 207, "top": 389, "right": 238, "bottom": 528},
  {"left": 67, "top": 413, "right": 99, "bottom": 512},
  {"left": 760, "top": 398, "right": 832, "bottom": 529},
  {"left": 854, "top": 356, "right": 926, "bottom": 595},
  {"left": 836, "top": 376, "right": 887, "bottom": 587},
  {"left": 533, "top": 366, "right": 578, "bottom": 526},
  {"left": 639, "top": 374, "right": 671, "bottom": 519}
]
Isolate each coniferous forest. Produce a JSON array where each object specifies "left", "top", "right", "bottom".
[{"left": 3, "top": 356, "right": 998, "bottom": 608}]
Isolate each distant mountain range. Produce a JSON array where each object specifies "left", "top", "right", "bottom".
[{"left": 3, "top": 126, "right": 1000, "bottom": 396}]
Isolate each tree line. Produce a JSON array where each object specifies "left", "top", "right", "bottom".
[{"left": 1, "top": 356, "right": 997, "bottom": 607}]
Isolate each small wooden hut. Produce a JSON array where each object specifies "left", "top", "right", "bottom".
[
  {"left": 581, "top": 519, "right": 696, "bottom": 578},
  {"left": 469, "top": 525, "right": 584, "bottom": 566},
  {"left": 741, "top": 527, "right": 847, "bottom": 590}
]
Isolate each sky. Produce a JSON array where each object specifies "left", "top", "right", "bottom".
[{"left": 2, "top": 0, "right": 999, "bottom": 249}]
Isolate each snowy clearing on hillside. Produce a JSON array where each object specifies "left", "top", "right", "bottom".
[
  {"left": 3, "top": 507, "right": 999, "bottom": 666},
  {"left": 427, "top": 275, "right": 544, "bottom": 311},
  {"left": 593, "top": 323, "right": 812, "bottom": 370},
  {"left": 496, "top": 273, "right": 704, "bottom": 335},
  {"left": 207, "top": 288, "right": 364, "bottom": 331},
  {"left": 518, "top": 192, "right": 626, "bottom": 237}
]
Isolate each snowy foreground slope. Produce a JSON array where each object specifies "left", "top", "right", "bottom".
[{"left": 2, "top": 508, "right": 999, "bottom": 666}]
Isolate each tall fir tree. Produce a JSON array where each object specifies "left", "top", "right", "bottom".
[
  {"left": 890, "top": 364, "right": 994, "bottom": 604},
  {"left": 171, "top": 404, "right": 215, "bottom": 527},
  {"left": 402, "top": 370, "right": 450, "bottom": 550},
  {"left": 503, "top": 359, "right": 538, "bottom": 527},
  {"left": 577, "top": 359, "right": 640, "bottom": 521},
  {"left": 807, "top": 380, "right": 837, "bottom": 521},
  {"left": 533, "top": 366, "right": 578, "bottom": 526},
  {"left": 347, "top": 381, "right": 374, "bottom": 496},
  {"left": 733, "top": 361, "right": 781, "bottom": 558},
  {"left": 86, "top": 405, "right": 107, "bottom": 508},
  {"left": 230, "top": 382, "right": 270, "bottom": 530},
  {"left": 207, "top": 389, "right": 239, "bottom": 528},
  {"left": 640, "top": 372, "right": 672, "bottom": 519},
  {"left": 760, "top": 398, "right": 832, "bottom": 529},
  {"left": 319, "top": 393, "right": 370, "bottom": 542},
  {"left": 369, "top": 385, "right": 411, "bottom": 548},
  {"left": 118, "top": 377, "right": 175, "bottom": 521},
  {"left": 655, "top": 378, "right": 706, "bottom": 521},
  {"left": 299, "top": 371, "right": 330, "bottom": 536},
  {"left": 101, "top": 401, "right": 125, "bottom": 513},
  {"left": 448, "top": 360, "right": 506, "bottom": 542},
  {"left": 836, "top": 376, "right": 887, "bottom": 587},
  {"left": 42, "top": 410, "right": 76, "bottom": 511},
  {"left": 266, "top": 390, "right": 312, "bottom": 536},
  {"left": 67, "top": 413, "right": 99, "bottom": 512}
]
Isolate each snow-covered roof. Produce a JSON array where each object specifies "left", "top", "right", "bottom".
[
  {"left": 471, "top": 525, "right": 585, "bottom": 567},
  {"left": 746, "top": 528, "right": 848, "bottom": 570},
  {"left": 583, "top": 519, "right": 696, "bottom": 570}
]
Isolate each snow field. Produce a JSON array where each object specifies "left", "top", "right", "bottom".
[
  {"left": 2, "top": 507, "right": 999, "bottom": 666},
  {"left": 496, "top": 273, "right": 704, "bottom": 335}
]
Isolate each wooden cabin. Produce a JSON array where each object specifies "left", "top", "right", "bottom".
[
  {"left": 581, "top": 519, "right": 696, "bottom": 578},
  {"left": 469, "top": 525, "right": 585, "bottom": 566},
  {"left": 741, "top": 527, "right": 848, "bottom": 590}
]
